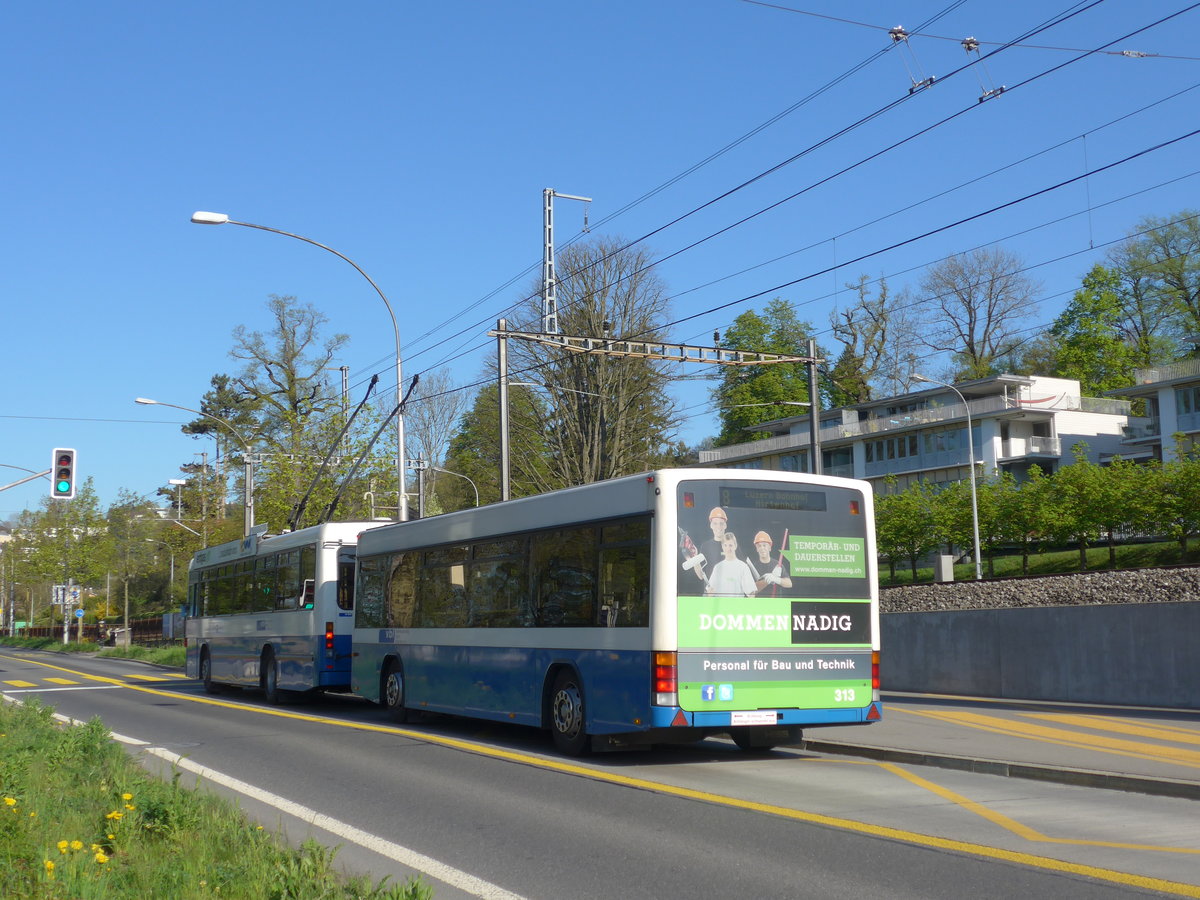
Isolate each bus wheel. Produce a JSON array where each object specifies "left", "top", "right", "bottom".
[
  {"left": 200, "top": 649, "right": 223, "bottom": 695},
  {"left": 549, "top": 670, "right": 590, "bottom": 756},
  {"left": 262, "top": 650, "right": 282, "bottom": 705},
  {"left": 383, "top": 660, "right": 408, "bottom": 723}
]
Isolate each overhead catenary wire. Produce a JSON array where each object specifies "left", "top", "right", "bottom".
[
  {"left": 391, "top": 2, "right": 1188, "bottom": 394},
  {"left": 375, "top": 0, "right": 1123, "bottom": 394},
  {"left": 315, "top": 5, "right": 1198, "bottom": 446}
]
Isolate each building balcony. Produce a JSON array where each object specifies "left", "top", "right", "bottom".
[
  {"left": 1122, "top": 419, "right": 1161, "bottom": 442},
  {"left": 1132, "top": 357, "right": 1200, "bottom": 385}
]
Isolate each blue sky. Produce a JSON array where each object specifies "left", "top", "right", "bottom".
[{"left": 3, "top": 1, "right": 1198, "bottom": 519}]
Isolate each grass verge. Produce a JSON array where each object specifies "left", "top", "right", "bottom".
[
  {"left": 879, "top": 539, "right": 1200, "bottom": 586},
  {"left": 0, "top": 638, "right": 185, "bottom": 669},
  {"left": 0, "top": 698, "right": 431, "bottom": 899}
]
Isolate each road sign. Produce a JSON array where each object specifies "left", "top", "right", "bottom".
[{"left": 74, "top": 608, "right": 84, "bottom": 619}]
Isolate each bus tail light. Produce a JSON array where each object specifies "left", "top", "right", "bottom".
[
  {"left": 325, "top": 622, "right": 335, "bottom": 653},
  {"left": 871, "top": 650, "right": 880, "bottom": 700},
  {"left": 654, "top": 651, "right": 677, "bottom": 706}
]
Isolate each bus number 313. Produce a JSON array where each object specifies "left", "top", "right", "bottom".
[{"left": 835, "top": 688, "right": 857, "bottom": 703}]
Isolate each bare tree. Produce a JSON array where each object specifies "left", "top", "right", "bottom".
[
  {"left": 916, "top": 247, "right": 1039, "bottom": 380},
  {"left": 405, "top": 367, "right": 470, "bottom": 469},
  {"left": 508, "top": 236, "right": 680, "bottom": 489}
]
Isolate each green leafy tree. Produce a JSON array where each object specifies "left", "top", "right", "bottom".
[
  {"left": 1156, "top": 436, "right": 1200, "bottom": 554},
  {"left": 1049, "top": 265, "right": 1136, "bottom": 395},
  {"left": 1126, "top": 210, "right": 1200, "bottom": 341},
  {"left": 710, "top": 298, "right": 819, "bottom": 447},
  {"left": 441, "top": 384, "right": 553, "bottom": 509},
  {"left": 875, "top": 478, "right": 940, "bottom": 581},
  {"left": 992, "top": 467, "right": 1054, "bottom": 575}
]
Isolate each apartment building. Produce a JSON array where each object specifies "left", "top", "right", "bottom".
[
  {"left": 1107, "top": 356, "right": 1200, "bottom": 463},
  {"left": 698, "top": 374, "right": 1131, "bottom": 492}
]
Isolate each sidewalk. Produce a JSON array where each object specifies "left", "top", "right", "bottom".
[{"left": 801, "top": 692, "right": 1200, "bottom": 800}]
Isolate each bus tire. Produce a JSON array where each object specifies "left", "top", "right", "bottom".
[
  {"left": 261, "top": 649, "right": 282, "bottom": 705},
  {"left": 200, "top": 648, "right": 223, "bottom": 695},
  {"left": 549, "top": 669, "right": 590, "bottom": 756},
  {"left": 382, "top": 660, "right": 409, "bottom": 723}
]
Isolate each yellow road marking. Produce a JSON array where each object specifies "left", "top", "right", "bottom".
[
  {"left": 44, "top": 677, "right": 80, "bottom": 685},
  {"left": 3, "top": 680, "right": 37, "bottom": 688},
  {"left": 124, "top": 674, "right": 170, "bottom": 682},
  {"left": 5, "top": 654, "right": 1199, "bottom": 898},
  {"left": 902, "top": 708, "right": 1200, "bottom": 769},
  {"left": 838, "top": 759, "right": 1200, "bottom": 854},
  {"left": 1025, "top": 713, "right": 1200, "bottom": 746}
]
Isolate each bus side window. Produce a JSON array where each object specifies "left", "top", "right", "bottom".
[
  {"left": 276, "top": 550, "right": 301, "bottom": 610},
  {"left": 301, "top": 579, "right": 315, "bottom": 609},
  {"left": 355, "top": 556, "right": 388, "bottom": 629},
  {"left": 337, "top": 558, "right": 355, "bottom": 611},
  {"left": 386, "top": 552, "right": 417, "bottom": 627},
  {"left": 529, "top": 526, "right": 596, "bottom": 627},
  {"left": 599, "top": 519, "right": 650, "bottom": 627}
]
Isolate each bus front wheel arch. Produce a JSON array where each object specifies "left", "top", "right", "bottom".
[{"left": 548, "top": 668, "right": 590, "bottom": 756}]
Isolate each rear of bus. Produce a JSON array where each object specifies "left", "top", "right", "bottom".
[{"left": 654, "top": 471, "right": 881, "bottom": 749}]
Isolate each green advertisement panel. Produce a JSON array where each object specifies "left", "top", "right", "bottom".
[
  {"left": 676, "top": 595, "right": 872, "bottom": 712},
  {"left": 785, "top": 535, "right": 866, "bottom": 579}
]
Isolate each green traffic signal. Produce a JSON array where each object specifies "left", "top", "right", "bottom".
[{"left": 50, "top": 448, "right": 76, "bottom": 499}]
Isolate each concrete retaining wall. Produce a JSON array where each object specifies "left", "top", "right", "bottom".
[{"left": 881, "top": 601, "right": 1200, "bottom": 708}]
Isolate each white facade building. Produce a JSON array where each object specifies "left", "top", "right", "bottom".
[{"left": 698, "top": 374, "right": 1131, "bottom": 491}]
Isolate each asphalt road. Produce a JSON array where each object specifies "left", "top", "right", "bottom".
[{"left": 2, "top": 649, "right": 1197, "bottom": 899}]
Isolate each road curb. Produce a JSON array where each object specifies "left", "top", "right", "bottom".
[{"left": 800, "top": 739, "right": 1200, "bottom": 801}]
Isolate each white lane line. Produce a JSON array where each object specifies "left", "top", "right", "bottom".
[
  {"left": 14, "top": 696, "right": 528, "bottom": 899},
  {"left": 135, "top": 741, "right": 527, "bottom": 900}
]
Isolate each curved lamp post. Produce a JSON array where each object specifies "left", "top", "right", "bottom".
[
  {"left": 190, "top": 211, "right": 408, "bottom": 522},
  {"left": 135, "top": 398, "right": 254, "bottom": 538},
  {"left": 432, "top": 465, "right": 480, "bottom": 507},
  {"left": 913, "top": 375, "right": 983, "bottom": 581}
]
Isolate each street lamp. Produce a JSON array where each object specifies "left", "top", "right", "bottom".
[
  {"left": 432, "top": 465, "right": 480, "bottom": 507},
  {"left": 135, "top": 398, "right": 254, "bottom": 538},
  {"left": 190, "top": 211, "right": 408, "bottom": 522},
  {"left": 168, "top": 478, "right": 186, "bottom": 521},
  {"left": 912, "top": 374, "right": 983, "bottom": 581}
]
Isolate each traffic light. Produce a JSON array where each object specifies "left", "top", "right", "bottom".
[{"left": 51, "top": 448, "right": 76, "bottom": 499}]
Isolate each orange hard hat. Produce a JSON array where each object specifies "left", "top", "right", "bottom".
[
  {"left": 708, "top": 507, "right": 727, "bottom": 521},
  {"left": 753, "top": 531, "right": 772, "bottom": 546}
]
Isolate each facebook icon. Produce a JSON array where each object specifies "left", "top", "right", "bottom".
[{"left": 701, "top": 685, "right": 716, "bottom": 702}]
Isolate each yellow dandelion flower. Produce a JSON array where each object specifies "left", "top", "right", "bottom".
[
  {"left": 107, "top": 833, "right": 115, "bottom": 840},
  {"left": 44, "top": 860, "right": 55, "bottom": 874},
  {"left": 3, "top": 797, "right": 16, "bottom": 806},
  {"left": 105, "top": 811, "right": 123, "bottom": 820},
  {"left": 95, "top": 850, "right": 109, "bottom": 864},
  {"left": 122, "top": 792, "right": 133, "bottom": 800},
  {"left": 125, "top": 803, "right": 135, "bottom": 810},
  {"left": 29, "top": 811, "right": 37, "bottom": 818},
  {"left": 71, "top": 840, "right": 84, "bottom": 851},
  {"left": 57, "top": 840, "right": 69, "bottom": 854}
]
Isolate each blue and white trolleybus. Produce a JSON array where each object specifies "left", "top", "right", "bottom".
[
  {"left": 185, "top": 521, "right": 381, "bottom": 702},
  {"left": 350, "top": 468, "right": 881, "bottom": 754}
]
